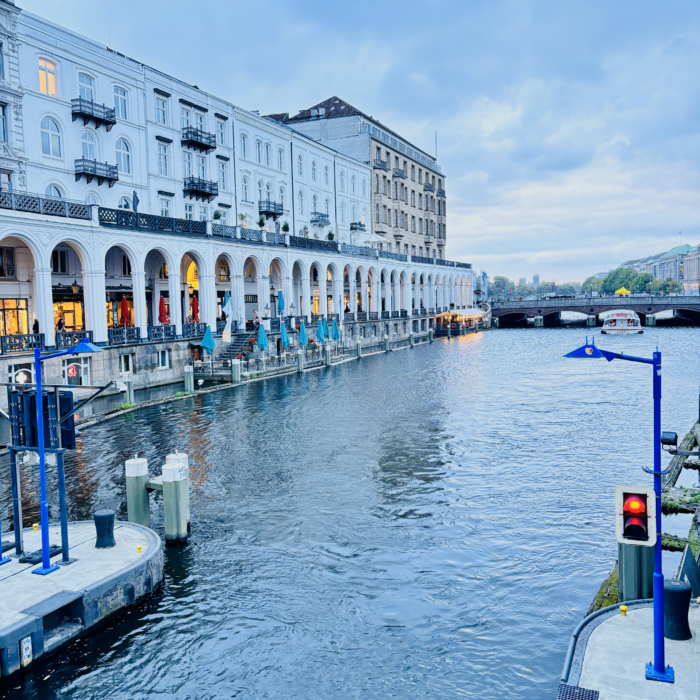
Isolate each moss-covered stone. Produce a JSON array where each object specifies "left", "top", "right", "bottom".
[{"left": 587, "top": 563, "right": 619, "bottom": 615}]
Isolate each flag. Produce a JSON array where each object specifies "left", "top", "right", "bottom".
[{"left": 222, "top": 290, "right": 233, "bottom": 344}]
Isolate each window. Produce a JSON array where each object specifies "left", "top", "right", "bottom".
[
  {"left": 184, "top": 203, "right": 193, "bottom": 220},
  {"left": 157, "top": 349, "right": 169, "bottom": 369},
  {"left": 279, "top": 187, "right": 285, "bottom": 207},
  {"left": 199, "top": 206, "right": 208, "bottom": 221},
  {"left": 181, "top": 107, "right": 191, "bottom": 128},
  {"left": 258, "top": 180, "right": 263, "bottom": 202},
  {"left": 196, "top": 112, "right": 204, "bottom": 130},
  {"left": 324, "top": 165, "right": 329, "bottom": 185},
  {"left": 51, "top": 249, "right": 67, "bottom": 273},
  {"left": 160, "top": 198, "right": 170, "bottom": 217},
  {"left": 298, "top": 190, "right": 304, "bottom": 214},
  {"left": 0, "top": 105, "right": 6, "bottom": 143},
  {"left": 41, "top": 117, "right": 61, "bottom": 157},
  {"left": 242, "top": 177, "right": 249, "bottom": 201},
  {"left": 351, "top": 175, "right": 356, "bottom": 194},
  {"left": 156, "top": 97, "right": 167, "bottom": 125},
  {"left": 116, "top": 138, "right": 131, "bottom": 174},
  {"left": 278, "top": 149, "right": 284, "bottom": 171},
  {"left": 241, "top": 134, "right": 248, "bottom": 159},
  {"left": 375, "top": 203, "right": 379, "bottom": 223},
  {"left": 0, "top": 246, "right": 15, "bottom": 277},
  {"left": 8, "top": 362, "right": 34, "bottom": 385},
  {"left": 411, "top": 190, "right": 415, "bottom": 206},
  {"left": 158, "top": 143, "right": 169, "bottom": 176},
  {"left": 339, "top": 202, "right": 345, "bottom": 224},
  {"left": 311, "top": 160, "right": 316, "bottom": 181},
  {"left": 0, "top": 44, "right": 4, "bottom": 81},
  {"left": 122, "top": 255, "right": 132, "bottom": 276},
  {"left": 38, "top": 59, "right": 57, "bottom": 96},
  {"left": 182, "top": 151, "right": 192, "bottom": 178},
  {"left": 351, "top": 204, "right": 356, "bottom": 222},
  {"left": 265, "top": 143, "right": 271, "bottom": 167},
  {"left": 63, "top": 357, "right": 89, "bottom": 386},
  {"left": 218, "top": 161, "right": 227, "bottom": 190},
  {"left": 411, "top": 165, "right": 415, "bottom": 180},
  {"left": 114, "top": 87, "right": 128, "bottom": 120},
  {"left": 419, "top": 218, "right": 423, "bottom": 234},
  {"left": 256, "top": 140, "right": 262, "bottom": 164},
  {"left": 325, "top": 198, "right": 330, "bottom": 215},
  {"left": 78, "top": 73, "right": 94, "bottom": 102},
  {"left": 221, "top": 210, "right": 228, "bottom": 226},
  {"left": 265, "top": 182, "right": 271, "bottom": 201},
  {"left": 196, "top": 155, "right": 206, "bottom": 179},
  {"left": 85, "top": 193, "right": 98, "bottom": 205},
  {"left": 411, "top": 216, "right": 416, "bottom": 233},
  {"left": 340, "top": 171, "right": 345, "bottom": 190},
  {"left": 418, "top": 170, "right": 423, "bottom": 184},
  {"left": 118, "top": 196, "right": 130, "bottom": 210},
  {"left": 45, "top": 184, "right": 62, "bottom": 199},
  {"left": 0, "top": 299, "right": 28, "bottom": 336},
  {"left": 217, "top": 120, "right": 225, "bottom": 146},
  {"left": 119, "top": 354, "right": 132, "bottom": 374},
  {"left": 312, "top": 193, "right": 318, "bottom": 212}
]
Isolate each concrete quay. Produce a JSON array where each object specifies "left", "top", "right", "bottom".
[{"left": 0, "top": 521, "right": 163, "bottom": 678}]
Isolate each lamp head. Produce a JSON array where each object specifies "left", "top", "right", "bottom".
[
  {"left": 70, "top": 340, "right": 103, "bottom": 355},
  {"left": 661, "top": 431, "right": 678, "bottom": 450},
  {"left": 264, "top": 304, "right": 270, "bottom": 317}
]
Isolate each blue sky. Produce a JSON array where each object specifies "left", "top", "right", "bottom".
[{"left": 24, "top": 0, "right": 700, "bottom": 282}]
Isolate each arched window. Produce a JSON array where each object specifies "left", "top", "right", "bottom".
[
  {"left": 312, "top": 193, "right": 318, "bottom": 212},
  {"left": 311, "top": 160, "right": 316, "bottom": 181},
  {"left": 116, "top": 138, "right": 131, "bottom": 174},
  {"left": 114, "top": 86, "right": 128, "bottom": 119},
  {"left": 351, "top": 175, "right": 356, "bottom": 194},
  {"left": 266, "top": 182, "right": 271, "bottom": 201},
  {"left": 241, "top": 134, "right": 248, "bottom": 159},
  {"left": 85, "top": 193, "right": 98, "bottom": 205},
  {"left": 279, "top": 187, "right": 285, "bottom": 207},
  {"left": 340, "top": 171, "right": 345, "bottom": 190},
  {"left": 242, "top": 177, "right": 249, "bottom": 201},
  {"left": 118, "top": 196, "right": 130, "bottom": 209},
  {"left": 297, "top": 154, "right": 303, "bottom": 176},
  {"left": 278, "top": 148, "right": 284, "bottom": 171},
  {"left": 324, "top": 165, "right": 329, "bottom": 185},
  {"left": 339, "top": 202, "right": 345, "bottom": 224},
  {"left": 256, "top": 140, "right": 262, "bottom": 164},
  {"left": 40, "top": 117, "right": 61, "bottom": 157},
  {"left": 45, "top": 184, "right": 62, "bottom": 198},
  {"left": 265, "top": 143, "right": 271, "bottom": 167},
  {"left": 78, "top": 73, "right": 94, "bottom": 102},
  {"left": 258, "top": 180, "right": 263, "bottom": 201},
  {"left": 298, "top": 190, "right": 304, "bottom": 214},
  {"left": 325, "top": 198, "right": 330, "bottom": 215},
  {"left": 362, "top": 179, "right": 367, "bottom": 197},
  {"left": 81, "top": 131, "right": 95, "bottom": 160},
  {"left": 351, "top": 205, "right": 357, "bottom": 222}
]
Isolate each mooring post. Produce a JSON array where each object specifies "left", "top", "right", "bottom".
[
  {"left": 125, "top": 456, "right": 150, "bottom": 528},
  {"left": 324, "top": 345, "right": 331, "bottom": 367},
  {"left": 356, "top": 340, "right": 362, "bottom": 358},
  {"left": 183, "top": 364, "right": 194, "bottom": 393},
  {"left": 429, "top": 329, "right": 434, "bottom": 343},
  {"left": 410, "top": 333, "right": 415, "bottom": 348},
  {"left": 231, "top": 358, "right": 241, "bottom": 384},
  {"left": 162, "top": 455, "right": 189, "bottom": 542},
  {"left": 296, "top": 349, "right": 304, "bottom": 373},
  {"left": 384, "top": 335, "right": 389, "bottom": 352},
  {"left": 124, "top": 379, "right": 135, "bottom": 405},
  {"left": 165, "top": 453, "right": 190, "bottom": 528}
]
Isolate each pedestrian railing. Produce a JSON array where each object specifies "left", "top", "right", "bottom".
[
  {"left": 0, "top": 333, "right": 45, "bottom": 354},
  {"left": 108, "top": 327, "right": 141, "bottom": 345},
  {"left": 56, "top": 330, "right": 93, "bottom": 349},
  {"left": 182, "top": 323, "right": 206, "bottom": 338},
  {"left": 148, "top": 325, "right": 176, "bottom": 341}
]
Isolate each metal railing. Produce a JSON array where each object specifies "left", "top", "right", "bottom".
[
  {"left": 1, "top": 333, "right": 45, "bottom": 354},
  {"left": 413, "top": 255, "right": 434, "bottom": 265},
  {"left": 289, "top": 236, "right": 337, "bottom": 252},
  {"left": 240, "top": 227, "right": 263, "bottom": 242},
  {"left": 99, "top": 207, "right": 206, "bottom": 235},
  {"left": 350, "top": 222, "right": 366, "bottom": 231},
  {"left": 258, "top": 199, "right": 283, "bottom": 216},
  {"left": 311, "top": 211, "right": 330, "bottom": 225},
  {"left": 267, "top": 231, "right": 285, "bottom": 245},
  {"left": 56, "top": 330, "right": 93, "bottom": 349},
  {"left": 183, "top": 177, "right": 218, "bottom": 200},
  {"left": 437, "top": 188, "right": 446, "bottom": 197},
  {"left": 213, "top": 319, "right": 237, "bottom": 335},
  {"left": 108, "top": 327, "right": 141, "bottom": 345},
  {"left": 423, "top": 182, "right": 434, "bottom": 192},
  {"left": 420, "top": 308, "right": 427, "bottom": 316},
  {"left": 428, "top": 308, "right": 435, "bottom": 315},
  {"left": 393, "top": 168, "right": 406, "bottom": 179},
  {"left": 182, "top": 323, "right": 206, "bottom": 338},
  {"left": 148, "top": 325, "right": 176, "bottom": 341},
  {"left": 412, "top": 309, "right": 420, "bottom": 317},
  {"left": 74, "top": 158, "right": 118, "bottom": 185},
  {"left": 373, "top": 159, "right": 388, "bottom": 170},
  {"left": 379, "top": 250, "right": 407, "bottom": 261},
  {"left": 356, "top": 312, "right": 367, "bottom": 321},
  {"left": 181, "top": 126, "right": 216, "bottom": 152},
  {"left": 369, "top": 312, "right": 378, "bottom": 320},
  {"left": 212, "top": 224, "right": 237, "bottom": 238},
  {"left": 311, "top": 313, "right": 325, "bottom": 324},
  {"left": 380, "top": 311, "right": 390, "bottom": 319},
  {"left": 344, "top": 312, "right": 355, "bottom": 321},
  {"left": 71, "top": 98, "right": 116, "bottom": 130},
  {"left": 400, "top": 310, "right": 408, "bottom": 317},
  {"left": 0, "top": 189, "right": 91, "bottom": 220}
]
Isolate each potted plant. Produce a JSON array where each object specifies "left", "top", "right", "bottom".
[
  {"left": 238, "top": 213, "right": 247, "bottom": 228},
  {"left": 282, "top": 221, "right": 290, "bottom": 233},
  {"left": 327, "top": 232, "right": 334, "bottom": 241},
  {"left": 213, "top": 210, "right": 222, "bottom": 220},
  {"left": 258, "top": 215, "right": 266, "bottom": 230}
]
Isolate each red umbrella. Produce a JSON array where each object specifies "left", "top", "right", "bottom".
[
  {"left": 119, "top": 296, "right": 130, "bottom": 326},
  {"left": 158, "top": 295, "right": 167, "bottom": 324},
  {"left": 191, "top": 294, "right": 199, "bottom": 322}
]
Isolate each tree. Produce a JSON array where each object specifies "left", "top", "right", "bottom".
[
  {"left": 649, "top": 278, "right": 681, "bottom": 294},
  {"left": 514, "top": 281, "right": 531, "bottom": 297},
  {"left": 581, "top": 276, "right": 603, "bottom": 293},
  {"left": 601, "top": 267, "right": 638, "bottom": 294},
  {"left": 630, "top": 272, "right": 653, "bottom": 293},
  {"left": 490, "top": 276, "right": 516, "bottom": 298}
]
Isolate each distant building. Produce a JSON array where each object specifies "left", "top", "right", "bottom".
[
  {"left": 519, "top": 278, "right": 526, "bottom": 286},
  {"left": 595, "top": 271, "right": 608, "bottom": 278},
  {"left": 651, "top": 244, "right": 695, "bottom": 284},
  {"left": 532, "top": 274, "right": 540, "bottom": 287},
  {"left": 683, "top": 250, "right": 700, "bottom": 294}
]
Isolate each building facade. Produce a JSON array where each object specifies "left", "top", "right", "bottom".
[
  {"left": 0, "top": 3, "right": 475, "bottom": 395},
  {"left": 270, "top": 98, "right": 447, "bottom": 260}
]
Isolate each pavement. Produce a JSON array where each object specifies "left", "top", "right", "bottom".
[{"left": 578, "top": 605, "right": 700, "bottom": 699}]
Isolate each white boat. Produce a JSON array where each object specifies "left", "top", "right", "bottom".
[{"left": 601, "top": 311, "right": 643, "bottom": 335}]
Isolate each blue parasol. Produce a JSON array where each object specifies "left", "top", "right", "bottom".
[
  {"left": 315, "top": 319, "right": 325, "bottom": 344},
  {"left": 280, "top": 319, "right": 290, "bottom": 349},
  {"left": 299, "top": 320, "right": 308, "bottom": 345},
  {"left": 277, "top": 290, "right": 285, "bottom": 316},
  {"left": 257, "top": 323, "right": 268, "bottom": 351},
  {"left": 201, "top": 325, "right": 216, "bottom": 354},
  {"left": 322, "top": 317, "right": 330, "bottom": 339},
  {"left": 331, "top": 318, "right": 340, "bottom": 341}
]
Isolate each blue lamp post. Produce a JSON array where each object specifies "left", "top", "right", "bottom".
[
  {"left": 32, "top": 339, "right": 103, "bottom": 576},
  {"left": 565, "top": 336, "right": 673, "bottom": 683}
]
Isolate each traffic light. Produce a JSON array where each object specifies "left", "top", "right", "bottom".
[{"left": 615, "top": 485, "right": 656, "bottom": 547}]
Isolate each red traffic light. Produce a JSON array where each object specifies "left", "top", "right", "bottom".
[
  {"left": 616, "top": 486, "right": 656, "bottom": 547},
  {"left": 623, "top": 494, "right": 647, "bottom": 515}
]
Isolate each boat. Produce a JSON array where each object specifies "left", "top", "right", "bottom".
[{"left": 601, "top": 311, "right": 643, "bottom": 335}]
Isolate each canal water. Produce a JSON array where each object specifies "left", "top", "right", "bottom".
[{"left": 1, "top": 328, "right": 699, "bottom": 699}]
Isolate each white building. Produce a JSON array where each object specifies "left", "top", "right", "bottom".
[{"left": 0, "top": 2, "right": 476, "bottom": 394}]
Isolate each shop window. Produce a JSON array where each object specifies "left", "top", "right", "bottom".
[
  {"left": 159, "top": 263, "right": 168, "bottom": 279},
  {"left": 0, "top": 299, "right": 28, "bottom": 336},
  {"left": 53, "top": 300, "right": 84, "bottom": 332},
  {"left": 52, "top": 249, "right": 67, "bottom": 274},
  {"left": 157, "top": 349, "right": 169, "bottom": 369},
  {"left": 0, "top": 246, "right": 15, "bottom": 277},
  {"left": 8, "top": 362, "right": 34, "bottom": 384},
  {"left": 62, "top": 356, "right": 90, "bottom": 386},
  {"left": 122, "top": 255, "right": 131, "bottom": 276}
]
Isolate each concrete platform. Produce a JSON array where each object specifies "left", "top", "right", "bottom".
[
  {"left": 567, "top": 603, "right": 700, "bottom": 699},
  {"left": 0, "top": 521, "right": 163, "bottom": 677}
]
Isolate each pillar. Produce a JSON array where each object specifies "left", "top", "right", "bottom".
[
  {"left": 533, "top": 316, "right": 544, "bottom": 328},
  {"left": 586, "top": 315, "right": 596, "bottom": 326},
  {"left": 234, "top": 273, "right": 245, "bottom": 330},
  {"left": 259, "top": 274, "right": 269, "bottom": 319},
  {"left": 168, "top": 271, "right": 183, "bottom": 336},
  {"left": 646, "top": 315, "right": 656, "bottom": 327},
  {"left": 132, "top": 269, "right": 148, "bottom": 339},
  {"left": 83, "top": 268, "right": 108, "bottom": 344},
  {"left": 301, "top": 275, "right": 311, "bottom": 320},
  {"left": 33, "top": 267, "right": 56, "bottom": 347},
  {"left": 199, "top": 272, "right": 217, "bottom": 327},
  {"left": 349, "top": 274, "right": 357, "bottom": 314}
]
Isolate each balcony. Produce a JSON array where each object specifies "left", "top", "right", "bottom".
[
  {"left": 437, "top": 188, "right": 446, "bottom": 197},
  {"left": 350, "top": 222, "right": 366, "bottom": 232},
  {"left": 0, "top": 333, "right": 45, "bottom": 355},
  {"left": 99, "top": 207, "right": 206, "bottom": 235},
  {"left": 369, "top": 312, "right": 378, "bottom": 320},
  {"left": 56, "top": 330, "right": 93, "bottom": 350},
  {"left": 0, "top": 190, "right": 91, "bottom": 220},
  {"left": 148, "top": 325, "right": 176, "bottom": 341},
  {"left": 181, "top": 126, "right": 216, "bottom": 154},
  {"left": 373, "top": 159, "right": 388, "bottom": 171},
  {"left": 420, "top": 308, "right": 427, "bottom": 317},
  {"left": 71, "top": 98, "right": 116, "bottom": 131},
  {"left": 258, "top": 199, "right": 283, "bottom": 218},
  {"left": 183, "top": 177, "right": 218, "bottom": 202},
  {"left": 344, "top": 312, "right": 355, "bottom": 322},
  {"left": 310, "top": 211, "right": 330, "bottom": 226},
  {"left": 381, "top": 311, "right": 390, "bottom": 319},
  {"left": 423, "top": 182, "right": 434, "bottom": 192},
  {"left": 392, "top": 168, "right": 406, "bottom": 179},
  {"left": 412, "top": 255, "right": 434, "bottom": 265},
  {"left": 182, "top": 323, "right": 206, "bottom": 338},
  {"left": 74, "top": 159, "right": 118, "bottom": 187},
  {"left": 108, "top": 327, "right": 141, "bottom": 345},
  {"left": 356, "top": 311, "right": 367, "bottom": 321},
  {"left": 400, "top": 310, "right": 408, "bottom": 318},
  {"left": 412, "top": 309, "right": 420, "bottom": 317}
]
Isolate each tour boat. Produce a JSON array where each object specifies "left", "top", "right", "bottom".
[{"left": 601, "top": 311, "right": 643, "bottom": 335}]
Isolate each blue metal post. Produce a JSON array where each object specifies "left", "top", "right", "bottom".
[
  {"left": 646, "top": 351, "right": 673, "bottom": 682},
  {"left": 32, "top": 346, "right": 58, "bottom": 575}
]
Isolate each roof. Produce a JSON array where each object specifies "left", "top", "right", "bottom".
[
  {"left": 275, "top": 96, "right": 438, "bottom": 163},
  {"left": 661, "top": 244, "right": 695, "bottom": 258}
]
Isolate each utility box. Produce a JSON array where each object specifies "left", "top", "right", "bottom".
[{"left": 618, "top": 542, "right": 654, "bottom": 602}]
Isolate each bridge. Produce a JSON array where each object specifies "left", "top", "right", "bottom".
[{"left": 490, "top": 296, "right": 700, "bottom": 327}]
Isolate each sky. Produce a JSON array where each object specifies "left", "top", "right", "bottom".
[{"left": 22, "top": 0, "right": 700, "bottom": 283}]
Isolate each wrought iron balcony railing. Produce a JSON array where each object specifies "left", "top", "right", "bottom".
[
  {"left": 350, "top": 222, "right": 366, "bottom": 232},
  {"left": 392, "top": 168, "right": 406, "bottom": 179},
  {"left": 400, "top": 310, "right": 408, "bottom": 318},
  {"left": 182, "top": 323, "right": 207, "bottom": 338},
  {"left": 258, "top": 199, "right": 283, "bottom": 217},
  {"left": 391, "top": 311, "right": 399, "bottom": 318},
  {"left": 71, "top": 98, "right": 117, "bottom": 131},
  {"left": 74, "top": 159, "right": 118, "bottom": 187},
  {"left": 381, "top": 311, "right": 390, "bottom": 319},
  {"left": 0, "top": 333, "right": 45, "bottom": 354},
  {"left": 369, "top": 312, "right": 378, "bottom": 320},
  {"left": 56, "top": 330, "right": 93, "bottom": 350},
  {"left": 437, "top": 188, "right": 446, "bottom": 197},
  {"left": 412, "top": 255, "right": 434, "bottom": 265},
  {"left": 311, "top": 211, "right": 330, "bottom": 225},
  {"left": 181, "top": 127, "right": 216, "bottom": 154},
  {"left": 148, "top": 325, "right": 177, "bottom": 341},
  {"left": 344, "top": 312, "right": 355, "bottom": 322},
  {"left": 373, "top": 159, "right": 388, "bottom": 171},
  {"left": 99, "top": 207, "right": 206, "bottom": 235},
  {"left": 0, "top": 189, "right": 91, "bottom": 220},
  {"left": 183, "top": 177, "right": 218, "bottom": 202},
  {"left": 108, "top": 327, "right": 141, "bottom": 345}
]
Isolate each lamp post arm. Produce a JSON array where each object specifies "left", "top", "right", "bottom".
[{"left": 601, "top": 350, "right": 654, "bottom": 365}]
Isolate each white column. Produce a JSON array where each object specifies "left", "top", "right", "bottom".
[
  {"left": 301, "top": 275, "right": 310, "bottom": 319},
  {"left": 282, "top": 275, "right": 292, "bottom": 317},
  {"left": 259, "top": 274, "right": 269, "bottom": 318},
  {"left": 318, "top": 274, "right": 327, "bottom": 317},
  {"left": 131, "top": 270, "right": 148, "bottom": 339},
  {"left": 183, "top": 282, "right": 190, "bottom": 325},
  {"left": 199, "top": 272, "right": 216, "bottom": 327},
  {"left": 83, "top": 268, "right": 108, "bottom": 344},
  {"left": 234, "top": 273, "right": 245, "bottom": 329},
  {"left": 33, "top": 267, "right": 56, "bottom": 347},
  {"left": 349, "top": 275, "right": 357, "bottom": 314},
  {"left": 169, "top": 271, "right": 183, "bottom": 336}
]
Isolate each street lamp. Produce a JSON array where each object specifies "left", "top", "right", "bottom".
[
  {"left": 289, "top": 302, "right": 295, "bottom": 316},
  {"left": 264, "top": 304, "right": 270, "bottom": 318},
  {"left": 565, "top": 336, "right": 673, "bottom": 684},
  {"left": 32, "top": 339, "right": 103, "bottom": 575}
]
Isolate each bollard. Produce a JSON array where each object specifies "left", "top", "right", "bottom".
[
  {"left": 231, "top": 358, "right": 241, "bottom": 384},
  {"left": 324, "top": 345, "right": 331, "bottom": 367},
  {"left": 93, "top": 510, "right": 116, "bottom": 548},
  {"left": 409, "top": 333, "right": 414, "bottom": 348},
  {"left": 447, "top": 324, "right": 451, "bottom": 340},
  {"left": 165, "top": 453, "right": 190, "bottom": 528},
  {"left": 183, "top": 364, "right": 194, "bottom": 393},
  {"left": 162, "top": 455, "right": 189, "bottom": 542},
  {"left": 125, "top": 456, "right": 150, "bottom": 528},
  {"left": 664, "top": 579, "right": 692, "bottom": 640},
  {"left": 356, "top": 340, "right": 362, "bottom": 358},
  {"left": 620, "top": 605, "right": 628, "bottom": 617},
  {"left": 429, "top": 329, "right": 434, "bottom": 343},
  {"left": 296, "top": 350, "right": 304, "bottom": 373},
  {"left": 124, "top": 380, "right": 135, "bottom": 405},
  {"left": 384, "top": 335, "right": 389, "bottom": 352}
]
